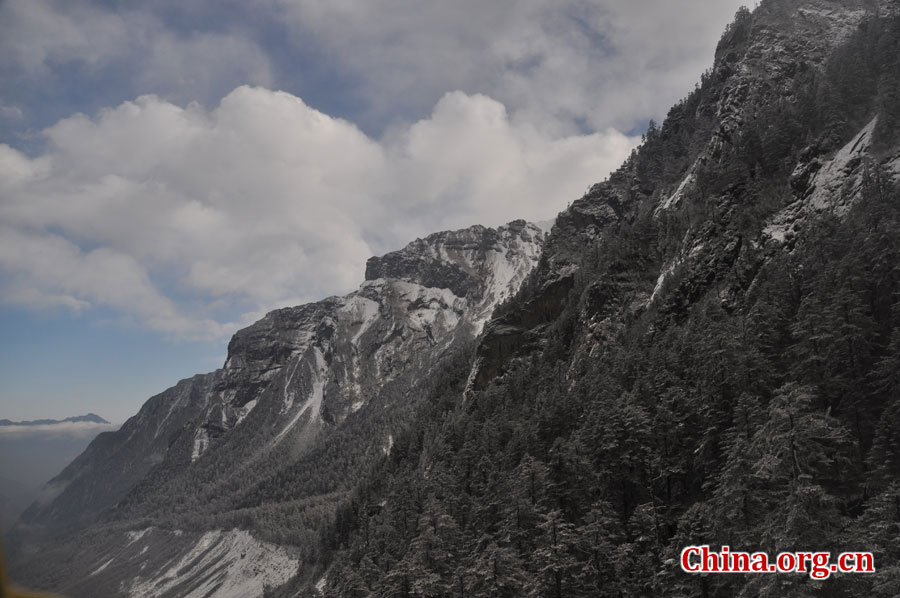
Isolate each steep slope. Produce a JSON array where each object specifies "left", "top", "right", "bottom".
[
  {"left": 314, "top": 2, "right": 900, "bottom": 597},
  {"left": 11, "top": 220, "right": 547, "bottom": 597}
]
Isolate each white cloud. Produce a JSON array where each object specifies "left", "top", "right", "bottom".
[
  {"left": 271, "top": 0, "right": 748, "bottom": 134},
  {"left": 1, "top": 0, "right": 748, "bottom": 138},
  {"left": 0, "top": 87, "right": 636, "bottom": 339},
  {"left": 0, "top": 420, "right": 118, "bottom": 439},
  {"left": 0, "top": 0, "right": 132, "bottom": 74}
]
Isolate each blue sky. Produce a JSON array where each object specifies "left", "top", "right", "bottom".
[{"left": 0, "top": 0, "right": 747, "bottom": 424}]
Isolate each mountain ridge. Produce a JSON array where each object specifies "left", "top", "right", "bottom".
[
  {"left": 11, "top": 219, "right": 549, "bottom": 597},
  {"left": 0, "top": 414, "right": 110, "bottom": 427}
]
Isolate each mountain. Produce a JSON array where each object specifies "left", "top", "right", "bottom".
[
  {"left": 0, "top": 415, "right": 116, "bottom": 534},
  {"left": 0, "top": 414, "right": 110, "bottom": 427},
  {"left": 304, "top": 1, "right": 900, "bottom": 597},
  {"left": 9, "top": 220, "right": 547, "bottom": 597},
  {"left": 12, "top": 0, "right": 900, "bottom": 596}
]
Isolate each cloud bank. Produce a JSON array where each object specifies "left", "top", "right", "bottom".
[
  {"left": 0, "top": 87, "right": 636, "bottom": 339},
  {"left": 0, "top": 420, "right": 118, "bottom": 439},
  {"left": 0, "top": 0, "right": 749, "bottom": 342}
]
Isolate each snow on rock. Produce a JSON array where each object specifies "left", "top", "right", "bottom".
[
  {"left": 765, "top": 117, "right": 878, "bottom": 243},
  {"left": 127, "top": 530, "right": 298, "bottom": 598},
  {"left": 235, "top": 399, "right": 258, "bottom": 427},
  {"left": 394, "top": 281, "right": 464, "bottom": 332},
  {"left": 126, "top": 529, "right": 150, "bottom": 546},
  {"left": 273, "top": 348, "right": 327, "bottom": 444},
  {"left": 341, "top": 295, "right": 381, "bottom": 346},
  {"left": 91, "top": 558, "right": 115, "bottom": 576},
  {"left": 153, "top": 388, "right": 189, "bottom": 440},
  {"left": 22, "top": 220, "right": 549, "bottom": 577},
  {"left": 281, "top": 360, "right": 302, "bottom": 413},
  {"left": 191, "top": 427, "right": 209, "bottom": 463},
  {"left": 473, "top": 241, "right": 542, "bottom": 330},
  {"left": 650, "top": 260, "right": 679, "bottom": 304},
  {"left": 655, "top": 159, "right": 699, "bottom": 215},
  {"left": 808, "top": 117, "right": 878, "bottom": 213}
]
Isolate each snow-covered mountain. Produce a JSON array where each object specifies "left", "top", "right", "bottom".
[
  {"left": 14, "top": 2, "right": 900, "bottom": 597},
  {"left": 11, "top": 220, "right": 547, "bottom": 597}
]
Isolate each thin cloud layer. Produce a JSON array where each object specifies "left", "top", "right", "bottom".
[
  {"left": 0, "top": 420, "right": 118, "bottom": 438},
  {"left": 0, "top": 87, "right": 635, "bottom": 339}
]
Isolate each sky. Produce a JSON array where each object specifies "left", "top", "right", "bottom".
[{"left": 0, "top": 0, "right": 748, "bottom": 424}]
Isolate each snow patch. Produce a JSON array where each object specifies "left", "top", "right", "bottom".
[
  {"left": 341, "top": 295, "right": 381, "bottom": 346},
  {"left": 153, "top": 390, "right": 188, "bottom": 440},
  {"left": 662, "top": 173, "right": 694, "bottom": 212},
  {"left": 650, "top": 260, "right": 679, "bottom": 304},
  {"left": 471, "top": 226, "right": 544, "bottom": 332},
  {"left": 126, "top": 529, "right": 150, "bottom": 546},
  {"left": 656, "top": 158, "right": 700, "bottom": 215},
  {"left": 392, "top": 281, "right": 464, "bottom": 333},
  {"left": 281, "top": 360, "right": 302, "bottom": 412},
  {"left": 191, "top": 427, "right": 209, "bottom": 463},
  {"left": 765, "top": 117, "right": 878, "bottom": 242},
  {"left": 91, "top": 557, "right": 115, "bottom": 576},
  {"left": 273, "top": 348, "right": 327, "bottom": 443},
  {"left": 808, "top": 117, "right": 877, "bottom": 212},
  {"left": 235, "top": 399, "right": 258, "bottom": 426}
]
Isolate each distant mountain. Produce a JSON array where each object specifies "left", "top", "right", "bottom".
[
  {"left": 0, "top": 415, "right": 116, "bottom": 533},
  {"left": 0, "top": 414, "right": 110, "bottom": 427}
]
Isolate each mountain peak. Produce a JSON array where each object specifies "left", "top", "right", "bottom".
[
  {"left": 364, "top": 220, "right": 545, "bottom": 297},
  {"left": 17, "top": 219, "right": 548, "bottom": 559}
]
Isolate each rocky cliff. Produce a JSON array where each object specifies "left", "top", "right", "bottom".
[{"left": 12, "top": 220, "right": 547, "bottom": 597}]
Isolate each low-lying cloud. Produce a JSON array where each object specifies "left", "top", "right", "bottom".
[
  {"left": 0, "top": 420, "right": 118, "bottom": 439},
  {"left": 0, "top": 87, "right": 636, "bottom": 339}
]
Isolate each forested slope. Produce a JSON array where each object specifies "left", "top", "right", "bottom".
[{"left": 308, "top": 2, "right": 900, "bottom": 596}]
